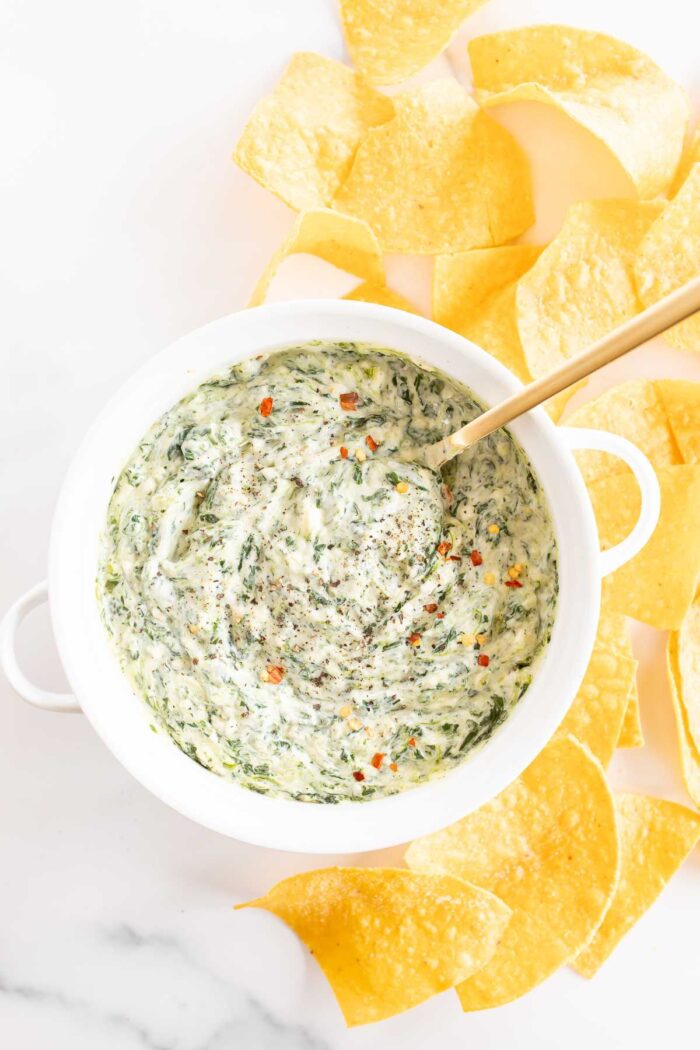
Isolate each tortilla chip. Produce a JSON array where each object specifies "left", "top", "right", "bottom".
[
  {"left": 567, "top": 379, "right": 700, "bottom": 484},
  {"left": 469, "top": 26, "right": 688, "bottom": 199},
  {"left": 248, "top": 209, "right": 384, "bottom": 307},
  {"left": 432, "top": 245, "right": 579, "bottom": 419},
  {"left": 566, "top": 379, "right": 683, "bottom": 485},
  {"left": 656, "top": 380, "right": 700, "bottom": 465},
  {"left": 667, "top": 629, "right": 700, "bottom": 808},
  {"left": 589, "top": 465, "right": 700, "bottom": 630},
  {"left": 516, "top": 200, "right": 663, "bottom": 380},
  {"left": 677, "top": 594, "right": 700, "bottom": 754},
  {"left": 634, "top": 165, "right": 700, "bottom": 353},
  {"left": 406, "top": 736, "right": 619, "bottom": 1010},
  {"left": 339, "top": 0, "right": 488, "bottom": 86},
  {"left": 233, "top": 52, "right": 393, "bottom": 211},
  {"left": 343, "top": 280, "right": 420, "bottom": 313},
  {"left": 672, "top": 127, "right": 700, "bottom": 195},
  {"left": 617, "top": 679, "right": 644, "bottom": 749},
  {"left": 555, "top": 605, "right": 637, "bottom": 766},
  {"left": 434, "top": 246, "right": 542, "bottom": 382},
  {"left": 237, "top": 867, "right": 511, "bottom": 1026},
  {"left": 333, "top": 80, "right": 534, "bottom": 254},
  {"left": 573, "top": 794, "right": 700, "bottom": 977}
]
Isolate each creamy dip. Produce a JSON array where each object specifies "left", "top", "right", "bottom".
[{"left": 98, "top": 342, "right": 557, "bottom": 802}]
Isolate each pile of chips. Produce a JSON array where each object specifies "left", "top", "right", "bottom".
[{"left": 231, "top": 1, "right": 700, "bottom": 1027}]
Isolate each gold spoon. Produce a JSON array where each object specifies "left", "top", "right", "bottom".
[{"left": 424, "top": 274, "right": 700, "bottom": 471}]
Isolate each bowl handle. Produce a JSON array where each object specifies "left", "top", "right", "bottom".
[
  {"left": 0, "top": 580, "right": 81, "bottom": 712},
  {"left": 560, "top": 428, "right": 661, "bottom": 578}
]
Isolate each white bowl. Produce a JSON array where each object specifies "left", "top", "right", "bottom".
[{"left": 0, "top": 301, "right": 660, "bottom": 853}]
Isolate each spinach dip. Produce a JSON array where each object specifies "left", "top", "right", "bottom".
[{"left": 98, "top": 342, "right": 558, "bottom": 802}]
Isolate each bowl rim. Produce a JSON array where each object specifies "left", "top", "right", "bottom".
[{"left": 49, "top": 299, "right": 600, "bottom": 853}]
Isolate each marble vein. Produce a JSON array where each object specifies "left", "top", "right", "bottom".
[{"left": 0, "top": 920, "right": 331, "bottom": 1050}]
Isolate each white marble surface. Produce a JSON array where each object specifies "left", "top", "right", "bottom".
[{"left": 2, "top": 1, "right": 700, "bottom": 1047}]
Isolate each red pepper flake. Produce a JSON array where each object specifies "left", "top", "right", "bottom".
[
  {"left": 436, "top": 541, "right": 452, "bottom": 557},
  {"left": 408, "top": 737, "right": 416, "bottom": 748},
  {"left": 370, "top": 752, "right": 385, "bottom": 770},
  {"left": 339, "top": 392, "right": 359, "bottom": 411},
  {"left": 423, "top": 603, "right": 438, "bottom": 614},
  {"left": 339, "top": 446, "right": 349, "bottom": 459},
  {"left": 436, "top": 611, "right": 445, "bottom": 619},
  {"left": 470, "top": 550, "right": 483, "bottom": 566},
  {"left": 266, "top": 664, "right": 285, "bottom": 684},
  {"left": 407, "top": 632, "right": 422, "bottom": 647},
  {"left": 505, "top": 580, "right": 523, "bottom": 588},
  {"left": 477, "top": 654, "right": 490, "bottom": 667},
  {"left": 389, "top": 761, "right": 398, "bottom": 773},
  {"left": 441, "top": 484, "right": 453, "bottom": 505},
  {"left": 365, "top": 434, "right": 379, "bottom": 452},
  {"left": 448, "top": 555, "right": 462, "bottom": 563},
  {"left": 259, "top": 396, "right": 273, "bottom": 417},
  {"left": 352, "top": 770, "right": 365, "bottom": 782}
]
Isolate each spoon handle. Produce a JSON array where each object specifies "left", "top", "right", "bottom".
[{"left": 426, "top": 273, "right": 700, "bottom": 469}]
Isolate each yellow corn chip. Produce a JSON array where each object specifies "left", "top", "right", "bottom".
[
  {"left": 589, "top": 465, "right": 700, "bottom": 630},
  {"left": 667, "top": 628, "right": 700, "bottom": 808},
  {"left": 443, "top": 283, "right": 528, "bottom": 384},
  {"left": 433, "top": 246, "right": 543, "bottom": 382},
  {"left": 469, "top": 26, "right": 687, "bottom": 199},
  {"left": 343, "top": 280, "right": 420, "bottom": 313},
  {"left": 516, "top": 200, "right": 662, "bottom": 380},
  {"left": 431, "top": 245, "right": 579, "bottom": 419},
  {"left": 567, "top": 379, "right": 700, "bottom": 485},
  {"left": 237, "top": 867, "right": 511, "bottom": 1026},
  {"left": 566, "top": 379, "right": 683, "bottom": 485},
  {"left": 656, "top": 380, "right": 700, "bottom": 464},
  {"left": 671, "top": 127, "right": 700, "bottom": 195},
  {"left": 339, "top": 0, "right": 488, "bottom": 86},
  {"left": 677, "top": 594, "right": 700, "bottom": 754},
  {"left": 573, "top": 794, "right": 700, "bottom": 977},
  {"left": 406, "top": 736, "right": 619, "bottom": 1010},
  {"left": 233, "top": 52, "right": 393, "bottom": 211},
  {"left": 333, "top": 80, "right": 534, "bottom": 254},
  {"left": 249, "top": 209, "right": 384, "bottom": 307},
  {"left": 635, "top": 165, "right": 700, "bottom": 353},
  {"left": 618, "top": 679, "right": 644, "bottom": 749},
  {"left": 555, "top": 605, "right": 637, "bottom": 766}
]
